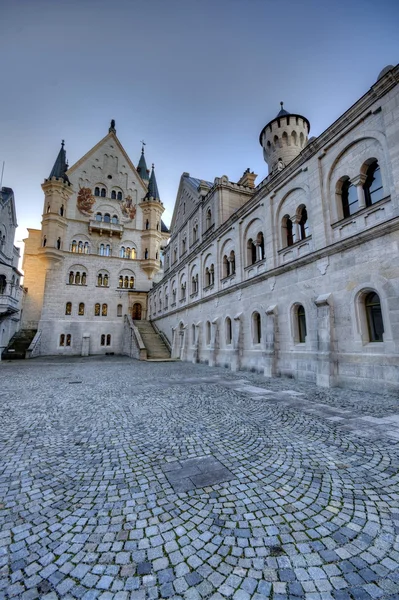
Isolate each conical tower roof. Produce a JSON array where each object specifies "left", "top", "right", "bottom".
[
  {"left": 145, "top": 164, "right": 161, "bottom": 201},
  {"left": 48, "top": 140, "right": 69, "bottom": 183},
  {"left": 137, "top": 145, "right": 149, "bottom": 182}
]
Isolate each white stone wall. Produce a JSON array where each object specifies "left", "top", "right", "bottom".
[{"left": 150, "top": 66, "right": 399, "bottom": 392}]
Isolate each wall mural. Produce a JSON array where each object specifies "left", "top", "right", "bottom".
[
  {"left": 77, "top": 187, "right": 95, "bottom": 216},
  {"left": 121, "top": 195, "right": 136, "bottom": 220}
]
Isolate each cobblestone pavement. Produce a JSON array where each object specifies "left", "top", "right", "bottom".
[{"left": 1, "top": 357, "right": 399, "bottom": 600}]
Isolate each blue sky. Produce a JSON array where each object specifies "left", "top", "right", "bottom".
[{"left": 0, "top": 0, "right": 397, "bottom": 249}]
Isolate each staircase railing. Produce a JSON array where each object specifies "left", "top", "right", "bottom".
[
  {"left": 26, "top": 330, "right": 42, "bottom": 359},
  {"left": 151, "top": 321, "right": 172, "bottom": 354},
  {"left": 123, "top": 314, "right": 147, "bottom": 360}
]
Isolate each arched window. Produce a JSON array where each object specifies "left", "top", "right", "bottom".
[
  {"left": 47, "top": 204, "right": 51, "bottom": 213},
  {"left": 117, "top": 304, "right": 123, "bottom": 317},
  {"left": 192, "top": 324, "right": 196, "bottom": 344},
  {"left": 292, "top": 131, "right": 297, "bottom": 146},
  {"left": 182, "top": 238, "right": 186, "bottom": 254},
  {"left": 124, "top": 276, "right": 129, "bottom": 288},
  {"left": 145, "top": 219, "right": 149, "bottom": 230},
  {"left": 257, "top": 232, "right": 265, "bottom": 260},
  {"left": 129, "top": 277, "right": 134, "bottom": 289},
  {"left": 65, "top": 302, "right": 72, "bottom": 315},
  {"left": 99, "top": 244, "right": 105, "bottom": 256},
  {"left": 56, "top": 237, "right": 61, "bottom": 250},
  {"left": 206, "top": 208, "right": 212, "bottom": 230},
  {"left": 247, "top": 239, "right": 257, "bottom": 265},
  {"left": 192, "top": 276, "right": 196, "bottom": 293},
  {"left": 145, "top": 248, "right": 148, "bottom": 259},
  {"left": 78, "top": 302, "right": 85, "bottom": 316},
  {"left": 100, "top": 188, "right": 106, "bottom": 197},
  {"left": 230, "top": 250, "right": 236, "bottom": 275},
  {"left": 104, "top": 274, "right": 109, "bottom": 286},
  {"left": 105, "top": 244, "right": 111, "bottom": 256},
  {"left": 84, "top": 242, "right": 89, "bottom": 254},
  {"left": 102, "top": 303, "right": 108, "bottom": 316},
  {"left": 66, "top": 334, "right": 71, "bottom": 347},
  {"left": 125, "top": 247, "right": 131, "bottom": 259},
  {"left": 253, "top": 312, "right": 261, "bottom": 344},
  {"left": 104, "top": 213, "right": 111, "bottom": 223},
  {"left": 119, "top": 275, "right": 123, "bottom": 288},
  {"left": 131, "top": 248, "right": 136, "bottom": 259},
  {"left": 364, "top": 161, "right": 384, "bottom": 206},
  {"left": 59, "top": 334, "right": 65, "bottom": 346},
  {"left": 298, "top": 207, "right": 309, "bottom": 240},
  {"left": 365, "top": 292, "right": 384, "bottom": 342},
  {"left": 78, "top": 241, "right": 83, "bottom": 253},
  {"left": 94, "top": 303, "right": 100, "bottom": 316},
  {"left": 297, "top": 305, "right": 307, "bottom": 343},
  {"left": 101, "top": 334, "right": 105, "bottom": 346},
  {"left": 106, "top": 334, "right": 111, "bottom": 346},
  {"left": 283, "top": 215, "right": 294, "bottom": 247},
  {"left": 120, "top": 246, "right": 125, "bottom": 258},
  {"left": 181, "top": 282, "right": 186, "bottom": 300},
  {"left": 222, "top": 255, "right": 229, "bottom": 278},
  {"left": 96, "top": 212, "right": 102, "bottom": 222},
  {"left": 60, "top": 205, "right": 64, "bottom": 217},
  {"left": 81, "top": 272, "right": 86, "bottom": 285},
  {"left": 98, "top": 273, "right": 103, "bottom": 286},
  {"left": 225, "top": 317, "right": 232, "bottom": 345},
  {"left": 111, "top": 190, "right": 116, "bottom": 199},
  {"left": 112, "top": 215, "right": 118, "bottom": 224},
  {"left": 117, "top": 192, "right": 122, "bottom": 201},
  {"left": 206, "top": 321, "right": 211, "bottom": 345},
  {"left": 75, "top": 272, "right": 81, "bottom": 285},
  {"left": 69, "top": 271, "right": 74, "bottom": 284},
  {"left": 43, "top": 236, "right": 47, "bottom": 247},
  {"left": 71, "top": 240, "right": 77, "bottom": 253},
  {"left": 341, "top": 178, "right": 358, "bottom": 218},
  {"left": 94, "top": 187, "right": 100, "bottom": 197}
]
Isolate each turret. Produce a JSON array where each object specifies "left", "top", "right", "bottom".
[
  {"left": 140, "top": 164, "right": 165, "bottom": 278},
  {"left": 259, "top": 103, "right": 310, "bottom": 174},
  {"left": 40, "top": 140, "right": 73, "bottom": 259},
  {"left": 137, "top": 144, "right": 150, "bottom": 182}
]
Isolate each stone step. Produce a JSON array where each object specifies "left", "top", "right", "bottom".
[{"left": 133, "top": 320, "right": 170, "bottom": 360}]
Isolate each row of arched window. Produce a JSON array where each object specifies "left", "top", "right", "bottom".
[
  {"left": 65, "top": 302, "right": 124, "bottom": 317},
  {"left": 70, "top": 241, "right": 137, "bottom": 259},
  {"left": 0, "top": 274, "right": 20, "bottom": 295},
  {"left": 94, "top": 187, "right": 123, "bottom": 200},
  {"left": 100, "top": 334, "right": 112, "bottom": 346},
  {"left": 59, "top": 333, "right": 71, "bottom": 347},
  {"left": 95, "top": 213, "right": 119, "bottom": 224},
  {"left": 339, "top": 159, "right": 384, "bottom": 219},
  {"left": 46, "top": 204, "right": 64, "bottom": 216},
  {"left": 68, "top": 270, "right": 135, "bottom": 288}
]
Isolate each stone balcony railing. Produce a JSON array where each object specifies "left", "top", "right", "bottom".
[{"left": 88, "top": 220, "right": 124, "bottom": 238}]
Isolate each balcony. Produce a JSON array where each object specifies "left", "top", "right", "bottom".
[
  {"left": 89, "top": 219, "right": 123, "bottom": 238},
  {"left": 0, "top": 294, "right": 19, "bottom": 315}
]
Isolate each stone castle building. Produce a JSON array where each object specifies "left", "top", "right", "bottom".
[
  {"left": 21, "top": 121, "right": 169, "bottom": 356},
  {"left": 148, "top": 65, "right": 399, "bottom": 392},
  {"left": 0, "top": 187, "right": 23, "bottom": 353}
]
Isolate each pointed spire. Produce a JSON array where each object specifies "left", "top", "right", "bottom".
[
  {"left": 137, "top": 142, "right": 149, "bottom": 182},
  {"left": 145, "top": 164, "right": 161, "bottom": 201},
  {"left": 48, "top": 140, "right": 70, "bottom": 183},
  {"left": 277, "top": 101, "right": 290, "bottom": 118},
  {"left": 109, "top": 119, "right": 116, "bottom": 133}
]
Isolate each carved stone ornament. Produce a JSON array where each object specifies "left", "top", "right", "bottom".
[
  {"left": 269, "top": 276, "right": 276, "bottom": 291},
  {"left": 121, "top": 195, "right": 136, "bottom": 220},
  {"left": 317, "top": 257, "right": 329, "bottom": 276},
  {"left": 237, "top": 289, "right": 242, "bottom": 301},
  {"left": 77, "top": 187, "right": 95, "bottom": 215}
]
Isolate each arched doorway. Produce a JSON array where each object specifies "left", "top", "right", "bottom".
[{"left": 132, "top": 303, "right": 142, "bottom": 320}]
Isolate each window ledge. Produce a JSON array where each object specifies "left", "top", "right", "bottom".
[
  {"left": 221, "top": 273, "right": 236, "bottom": 282},
  {"left": 278, "top": 236, "right": 312, "bottom": 255},
  {"left": 203, "top": 283, "right": 215, "bottom": 292},
  {"left": 331, "top": 196, "right": 391, "bottom": 229},
  {"left": 96, "top": 285, "right": 110, "bottom": 288},
  {"left": 67, "top": 283, "right": 87, "bottom": 286},
  {"left": 190, "top": 292, "right": 199, "bottom": 299},
  {"left": 171, "top": 302, "right": 176, "bottom": 307},
  {"left": 244, "top": 258, "right": 266, "bottom": 270}
]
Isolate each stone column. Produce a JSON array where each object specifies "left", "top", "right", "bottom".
[
  {"left": 209, "top": 319, "right": 218, "bottom": 367},
  {"left": 192, "top": 323, "right": 200, "bottom": 364},
  {"left": 350, "top": 174, "right": 367, "bottom": 210},
  {"left": 264, "top": 305, "right": 278, "bottom": 378},
  {"left": 314, "top": 293, "right": 336, "bottom": 387},
  {"left": 292, "top": 215, "right": 301, "bottom": 243},
  {"left": 231, "top": 313, "right": 243, "bottom": 372}
]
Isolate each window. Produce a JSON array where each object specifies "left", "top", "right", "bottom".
[
  {"left": 94, "top": 187, "right": 100, "bottom": 197},
  {"left": 105, "top": 244, "right": 111, "bottom": 256},
  {"left": 0, "top": 275, "right": 6, "bottom": 295},
  {"left": 111, "top": 190, "right": 116, "bottom": 199},
  {"left": 106, "top": 334, "right": 111, "bottom": 346},
  {"left": 71, "top": 240, "right": 77, "bottom": 253},
  {"left": 117, "top": 304, "right": 123, "bottom": 317},
  {"left": 95, "top": 303, "right": 100, "bottom": 316},
  {"left": 112, "top": 215, "right": 118, "bottom": 224},
  {"left": 298, "top": 207, "right": 309, "bottom": 240},
  {"left": 96, "top": 212, "right": 102, "bottom": 221},
  {"left": 364, "top": 161, "right": 384, "bottom": 206},
  {"left": 230, "top": 251, "right": 236, "bottom": 275},
  {"left": 78, "top": 302, "right": 85, "bottom": 316},
  {"left": 257, "top": 232, "right": 265, "bottom": 260},
  {"left": 47, "top": 204, "right": 51, "bottom": 213},
  {"left": 117, "top": 192, "right": 122, "bottom": 201},
  {"left": 100, "top": 188, "right": 106, "bottom": 197},
  {"left": 97, "top": 273, "right": 109, "bottom": 286},
  {"left": 75, "top": 272, "right": 81, "bottom": 284},
  {"left": 104, "top": 213, "right": 111, "bottom": 223},
  {"left": 191, "top": 275, "right": 198, "bottom": 294},
  {"left": 341, "top": 178, "right": 358, "bottom": 218},
  {"left": 206, "top": 321, "right": 211, "bottom": 345},
  {"left": 173, "top": 248, "right": 177, "bottom": 263},
  {"left": 100, "top": 244, "right": 105, "bottom": 256},
  {"left": 43, "top": 236, "right": 47, "bottom": 247},
  {"left": 78, "top": 241, "right": 83, "bottom": 253},
  {"left": 365, "top": 292, "right": 384, "bottom": 342},
  {"left": 182, "top": 238, "right": 186, "bottom": 254},
  {"left": 253, "top": 312, "right": 261, "bottom": 344},
  {"left": 283, "top": 215, "right": 294, "bottom": 247},
  {"left": 101, "top": 334, "right": 106, "bottom": 346},
  {"left": 129, "top": 276, "right": 134, "bottom": 289},
  {"left": 102, "top": 303, "right": 108, "bottom": 316},
  {"left": 180, "top": 282, "right": 186, "bottom": 300},
  {"left": 146, "top": 219, "right": 149, "bottom": 230},
  {"left": 222, "top": 255, "right": 229, "bottom": 278},
  {"left": 81, "top": 272, "right": 86, "bottom": 285},
  {"left": 84, "top": 242, "right": 89, "bottom": 254},
  {"left": 145, "top": 248, "right": 148, "bottom": 259},
  {"left": 59, "top": 334, "right": 65, "bottom": 346},
  {"left": 60, "top": 205, "right": 64, "bottom": 217},
  {"left": 65, "top": 302, "right": 72, "bottom": 315},
  {"left": 118, "top": 275, "right": 123, "bottom": 288},
  {"left": 247, "top": 239, "right": 257, "bottom": 265},
  {"left": 124, "top": 276, "right": 129, "bottom": 288},
  {"left": 192, "top": 324, "right": 196, "bottom": 344},
  {"left": 206, "top": 208, "right": 212, "bottom": 230},
  {"left": 225, "top": 317, "right": 232, "bottom": 345},
  {"left": 297, "top": 305, "right": 307, "bottom": 343},
  {"left": 120, "top": 246, "right": 125, "bottom": 258},
  {"left": 66, "top": 334, "right": 71, "bottom": 347}
]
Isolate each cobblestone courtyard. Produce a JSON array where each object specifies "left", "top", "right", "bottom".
[{"left": 1, "top": 358, "right": 399, "bottom": 600}]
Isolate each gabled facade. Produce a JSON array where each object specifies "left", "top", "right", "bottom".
[
  {"left": 0, "top": 187, "right": 23, "bottom": 351},
  {"left": 22, "top": 122, "right": 169, "bottom": 356},
  {"left": 149, "top": 65, "right": 399, "bottom": 392}
]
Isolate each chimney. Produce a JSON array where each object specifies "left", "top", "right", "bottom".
[{"left": 238, "top": 168, "right": 257, "bottom": 189}]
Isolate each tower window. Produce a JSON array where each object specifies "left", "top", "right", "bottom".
[{"left": 111, "top": 190, "right": 116, "bottom": 199}]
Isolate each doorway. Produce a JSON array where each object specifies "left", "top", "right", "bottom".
[{"left": 132, "top": 303, "right": 142, "bottom": 320}]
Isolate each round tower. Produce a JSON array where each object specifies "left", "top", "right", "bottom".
[{"left": 259, "top": 103, "right": 310, "bottom": 174}]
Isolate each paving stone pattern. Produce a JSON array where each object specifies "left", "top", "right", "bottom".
[{"left": 0, "top": 356, "right": 399, "bottom": 600}]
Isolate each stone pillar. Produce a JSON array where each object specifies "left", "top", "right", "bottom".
[
  {"left": 81, "top": 333, "right": 90, "bottom": 356},
  {"left": 209, "top": 319, "right": 218, "bottom": 367},
  {"left": 351, "top": 174, "right": 367, "bottom": 210},
  {"left": 264, "top": 305, "right": 278, "bottom": 378},
  {"left": 192, "top": 323, "right": 200, "bottom": 364},
  {"left": 231, "top": 313, "right": 243, "bottom": 372},
  {"left": 292, "top": 215, "right": 300, "bottom": 243},
  {"left": 314, "top": 293, "right": 336, "bottom": 387}
]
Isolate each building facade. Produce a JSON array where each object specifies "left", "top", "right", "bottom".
[
  {"left": 0, "top": 187, "right": 23, "bottom": 353},
  {"left": 22, "top": 121, "right": 169, "bottom": 356},
  {"left": 148, "top": 65, "right": 399, "bottom": 392}
]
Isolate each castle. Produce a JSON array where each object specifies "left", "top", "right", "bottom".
[{"left": 148, "top": 64, "right": 399, "bottom": 392}]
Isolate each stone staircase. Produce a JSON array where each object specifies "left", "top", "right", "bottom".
[
  {"left": 134, "top": 320, "right": 171, "bottom": 360},
  {"left": 2, "top": 329, "right": 37, "bottom": 360}
]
